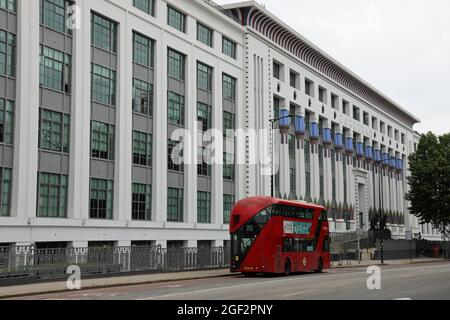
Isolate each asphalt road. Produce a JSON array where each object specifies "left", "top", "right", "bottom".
[{"left": 10, "top": 262, "right": 450, "bottom": 300}]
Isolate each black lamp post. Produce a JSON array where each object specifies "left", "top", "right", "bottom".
[{"left": 269, "top": 115, "right": 294, "bottom": 198}]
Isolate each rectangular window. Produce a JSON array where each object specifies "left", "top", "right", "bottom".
[
  {"left": 39, "top": 45, "right": 71, "bottom": 92},
  {"left": 289, "top": 135, "right": 295, "bottom": 159},
  {"left": 91, "top": 64, "right": 116, "bottom": 105},
  {"left": 223, "top": 153, "right": 235, "bottom": 181},
  {"left": 167, "top": 6, "right": 185, "bottom": 33},
  {"left": 197, "top": 22, "right": 213, "bottom": 47},
  {"left": 133, "top": 130, "right": 152, "bottom": 167},
  {"left": 318, "top": 86, "right": 327, "bottom": 104},
  {"left": 223, "top": 194, "right": 234, "bottom": 224},
  {"left": 290, "top": 168, "right": 296, "bottom": 193},
  {"left": 37, "top": 172, "right": 68, "bottom": 218},
  {"left": 168, "top": 91, "right": 185, "bottom": 126},
  {"left": 353, "top": 106, "right": 360, "bottom": 121},
  {"left": 133, "top": 32, "right": 153, "bottom": 68},
  {"left": 273, "top": 61, "right": 281, "bottom": 80},
  {"left": 39, "top": 109, "right": 70, "bottom": 153},
  {"left": 90, "top": 178, "right": 113, "bottom": 219},
  {"left": 223, "top": 111, "right": 235, "bottom": 138},
  {"left": 197, "top": 62, "right": 212, "bottom": 92},
  {"left": 222, "top": 37, "right": 237, "bottom": 59},
  {"left": 197, "top": 147, "right": 211, "bottom": 177},
  {"left": 91, "top": 13, "right": 117, "bottom": 53},
  {"left": 0, "top": 0, "right": 16, "bottom": 12},
  {"left": 197, "top": 191, "right": 211, "bottom": 224},
  {"left": 331, "top": 93, "right": 339, "bottom": 110},
  {"left": 0, "top": 167, "right": 12, "bottom": 217},
  {"left": 363, "top": 112, "right": 370, "bottom": 126},
  {"left": 168, "top": 139, "right": 183, "bottom": 172},
  {"left": 132, "top": 78, "right": 153, "bottom": 116},
  {"left": 133, "top": 0, "right": 154, "bottom": 16},
  {"left": 290, "top": 71, "right": 298, "bottom": 89},
  {"left": 222, "top": 74, "right": 236, "bottom": 101},
  {"left": 167, "top": 187, "right": 183, "bottom": 222},
  {"left": 273, "top": 97, "right": 280, "bottom": 119},
  {"left": 40, "top": 0, "right": 69, "bottom": 33},
  {"left": 91, "top": 121, "right": 115, "bottom": 160},
  {"left": 342, "top": 100, "right": 350, "bottom": 115},
  {"left": 168, "top": 49, "right": 185, "bottom": 81},
  {"left": 305, "top": 78, "right": 314, "bottom": 97},
  {"left": 0, "top": 30, "right": 16, "bottom": 77},
  {"left": 0, "top": 98, "right": 14, "bottom": 144},
  {"left": 197, "top": 102, "right": 212, "bottom": 132},
  {"left": 132, "top": 183, "right": 152, "bottom": 221}
]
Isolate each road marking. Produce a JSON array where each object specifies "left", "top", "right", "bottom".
[
  {"left": 394, "top": 297, "right": 412, "bottom": 300},
  {"left": 282, "top": 289, "right": 316, "bottom": 298},
  {"left": 161, "top": 285, "right": 184, "bottom": 289}
]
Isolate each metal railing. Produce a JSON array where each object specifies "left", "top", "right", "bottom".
[{"left": 0, "top": 245, "right": 230, "bottom": 284}]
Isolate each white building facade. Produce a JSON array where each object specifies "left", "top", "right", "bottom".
[{"left": 0, "top": 0, "right": 439, "bottom": 250}]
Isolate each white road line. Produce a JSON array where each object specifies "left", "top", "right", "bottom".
[
  {"left": 282, "top": 289, "right": 316, "bottom": 298},
  {"left": 394, "top": 297, "right": 412, "bottom": 300}
]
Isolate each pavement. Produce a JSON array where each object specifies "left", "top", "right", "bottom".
[{"left": 0, "top": 258, "right": 447, "bottom": 300}]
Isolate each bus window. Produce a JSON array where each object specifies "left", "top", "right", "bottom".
[
  {"left": 323, "top": 235, "right": 331, "bottom": 252},
  {"left": 320, "top": 210, "right": 328, "bottom": 221}
]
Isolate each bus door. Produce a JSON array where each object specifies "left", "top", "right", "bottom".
[{"left": 275, "top": 245, "right": 282, "bottom": 273}]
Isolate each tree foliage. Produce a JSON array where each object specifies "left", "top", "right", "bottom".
[{"left": 405, "top": 132, "right": 450, "bottom": 234}]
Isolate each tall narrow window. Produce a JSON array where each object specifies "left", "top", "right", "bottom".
[
  {"left": 167, "top": 187, "right": 183, "bottom": 222},
  {"left": 223, "top": 194, "right": 234, "bottom": 224},
  {"left": 40, "top": 45, "right": 71, "bottom": 92},
  {"left": 273, "top": 61, "right": 281, "bottom": 79},
  {"left": 0, "top": 98, "right": 14, "bottom": 144},
  {"left": 289, "top": 134, "right": 295, "bottom": 159},
  {"left": 40, "top": 0, "right": 70, "bottom": 33},
  {"left": 91, "top": 13, "right": 117, "bottom": 53},
  {"left": 0, "top": 0, "right": 16, "bottom": 12},
  {"left": 90, "top": 178, "right": 114, "bottom": 219},
  {"left": 167, "top": 6, "right": 185, "bottom": 33},
  {"left": 133, "top": 131, "right": 152, "bottom": 167},
  {"left": 37, "top": 172, "right": 68, "bottom": 218},
  {"left": 197, "top": 191, "right": 211, "bottom": 224},
  {"left": 318, "top": 86, "right": 327, "bottom": 104},
  {"left": 132, "top": 183, "right": 152, "bottom": 221},
  {"left": 197, "top": 22, "right": 213, "bottom": 47},
  {"left": 168, "top": 139, "right": 183, "bottom": 172},
  {"left": 39, "top": 109, "right": 70, "bottom": 153},
  {"left": 168, "top": 49, "right": 185, "bottom": 81},
  {"left": 91, "top": 64, "right": 116, "bottom": 105},
  {"left": 197, "top": 147, "right": 211, "bottom": 177},
  {"left": 223, "top": 111, "right": 235, "bottom": 138},
  {"left": 222, "top": 37, "right": 236, "bottom": 59},
  {"left": 290, "top": 168, "right": 296, "bottom": 193},
  {"left": 133, "top": 0, "right": 154, "bottom": 16},
  {"left": 133, "top": 32, "right": 153, "bottom": 68},
  {"left": 132, "top": 78, "right": 153, "bottom": 116},
  {"left": 0, "top": 167, "right": 12, "bottom": 217},
  {"left": 197, "top": 62, "right": 212, "bottom": 91},
  {"left": 305, "top": 79, "right": 314, "bottom": 97},
  {"left": 168, "top": 92, "right": 184, "bottom": 126},
  {"left": 223, "top": 153, "right": 234, "bottom": 181},
  {"left": 0, "top": 30, "right": 16, "bottom": 77},
  {"left": 91, "top": 121, "right": 115, "bottom": 160},
  {"left": 197, "top": 102, "right": 212, "bottom": 132},
  {"left": 222, "top": 74, "right": 236, "bottom": 101}
]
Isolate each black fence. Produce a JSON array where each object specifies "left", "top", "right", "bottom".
[{"left": 0, "top": 245, "right": 230, "bottom": 284}]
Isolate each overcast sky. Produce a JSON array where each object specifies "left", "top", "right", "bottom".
[{"left": 219, "top": 0, "right": 450, "bottom": 135}]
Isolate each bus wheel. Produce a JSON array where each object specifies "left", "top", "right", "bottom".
[
  {"left": 284, "top": 260, "right": 291, "bottom": 276},
  {"left": 315, "top": 258, "right": 323, "bottom": 273}
]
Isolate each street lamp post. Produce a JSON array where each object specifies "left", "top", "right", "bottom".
[
  {"left": 378, "top": 165, "right": 384, "bottom": 264},
  {"left": 269, "top": 115, "right": 294, "bottom": 198}
]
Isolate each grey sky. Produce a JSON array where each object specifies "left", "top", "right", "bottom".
[{"left": 219, "top": 0, "right": 450, "bottom": 135}]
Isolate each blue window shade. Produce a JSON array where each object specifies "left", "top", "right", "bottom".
[
  {"left": 322, "top": 128, "right": 332, "bottom": 143},
  {"left": 389, "top": 157, "right": 396, "bottom": 168},
  {"left": 356, "top": 142, "right": 364, "bottom": 156},
  {"left": 334, "top": 133, "right": 343, "bottom": 147},
  {"left": 365, "top": 146, "right": 373, "bottom": 160},
  {"left": 396, "top": 159, "right": 403, "bottom": 170},
  {"left": 374, "top": 149, "right": 382, "bottom": 162},
  {"left": 295, "top": 115, "right": 305, "bottom": 134},
  {"left": 310, "top": 122, "right": 319, "bottom": 138},
  {"left": 279, "top": 109, "right": 290, "bottom": 127},
  {"left": 382, "top": 153, "right": 390, "bottom": 166},
  {"left": 345, "top": 137, "right": 353, "bottom": 152}
]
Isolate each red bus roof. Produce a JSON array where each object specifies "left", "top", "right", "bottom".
[{"left": 229, "top": 196, "right": 325, "bottom": 233}]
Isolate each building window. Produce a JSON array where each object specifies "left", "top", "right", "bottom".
[
  {"left": 223, "top": 111, "right": 235, "bottom": 138},
  {"left": 353, "top": 106, "right": 360, "bottom": 121},
  {"left": 223, "top": 153, "right": 234, "bottom": 180},
  {"left": 197, "top": 62, "right": 212, "bottom": 92},
  {"left": 331, "top": 93, "right": 339, "bottom": 110},
  {"left": 0, "top": 167, "right": 12, "bottom": 217},
  {"left": 168, "top": 91, "right": 184, "bottom": 126},
  {"left": 0, "top": 98, "right": 14, "bottom": 144},
  {"left": 0, "top": 0, "right": 16, "bottom": 12},
  {"left": 132, "top": 183, "right": 152, "bottom": 221},
  {"left": 290, "top": 71, "right": 298, "bottom": 89},
  {"left": 167, "top": 187, "right": 183, "bottom": 222},
  {"left": 91, "top": 121, "right": 115, "bottom": 160},
  {"left": 133, "top": 32, "right": 153, "bottom": 68},
  {"left": 342, "top": 100, "right": 349, "bottom": 115},
  {"left": 167, "top": 6, "right": 185, "bottom": 33},
  {"left": 133, "top": 0, "right": 154, "bottom": 16},
  {"left": 273, "top": 61, "right": 281, "bottom": 80},
  {"left": 133, "top": 131, "right": 152, "bottom": 167},
  {"left": 168, "top": 139, "right": 183, "bottom": 172},
  {"left": 222, "top": 74, "right": 236, "bottom": 101},
  {"left": 197, "top": 147, "right": 211, "bottom": 177},
  {"left": 318, "top": 86, "right": 327, "bottom": 104},
  {"left": 223, "top": 194, "right": 234, "bottom": 224},
  {"left": 91, "top": 13, "right": 117, "bottom": 53},
  {"left": 197, "top": 191, "right": 211, "bottom": 224},
  {"left": 90, "top": 178, "right": 114, "bottom": 220},
  {"left": 37, "top": 172, "right": 68, "bottom": 218},
  {"left": 0, "top": 30, "right": 16, "bottom": 77},
  {"left": 168, "top": 49, "right": 185, "bottom": 81},
  {"left": 39, "top": 45, "right": 71, "bottom": 93},
  {"left": 273, "top": 97, "right": 280, "bottom": 119},
  {"left": 363, "top": 112, "right": 370, "bottom": 126},
  {"left": 197, "top": 102, "right": 212, "bottom": 132},
  {"left": 91, "top": 64, "right": 116, "bottom": 105},
  {"left": 197, "top": 22, "right": 213, "bottom": 47},
  {"left": 305, "top": 78, "right": 314, "bottom": 97},
  {"left": 289, "top": 134, "right": 295, "bottom": 159},
  {"left": 222, "top": 37, "right": 236, "bottom": 59},
  {"left": 39, "top": 109, "right": 70, "bottom": 153},
  {"left": 40, "top": 0, "right": 70, "bottom": 33},
  {"left": 132, "top": 78, "right": 153, "bottom": 116},
  {"left": 290, "top": 168, "right": 296, "bottom": 193}
]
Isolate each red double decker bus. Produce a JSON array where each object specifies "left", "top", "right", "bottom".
[{"left": 230, "top": 197, "right": 331, "bottom": 276}]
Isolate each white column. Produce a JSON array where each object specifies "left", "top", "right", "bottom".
[
  {"left": 11, "top": 0, "right": 40, "bottom": 219},
  {"left": 310, "top": 115, "right": 320, "bottom": 201},
  {"left": 296, "top": 138, "right": 305, "bottom": 199},
  {"left": 323, "top": 122, "right": 332, "bottom": 203}
]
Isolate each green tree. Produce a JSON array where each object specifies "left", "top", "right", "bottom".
[{"left": 406, "top": 132, "right": 450, "bottom": 236}]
